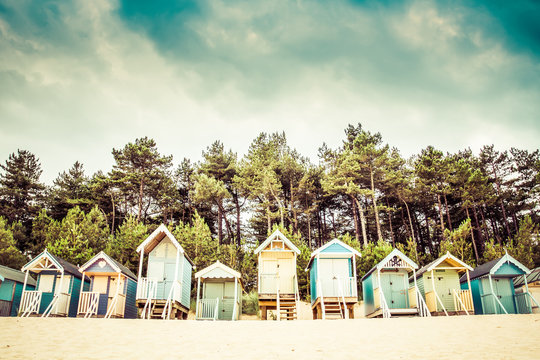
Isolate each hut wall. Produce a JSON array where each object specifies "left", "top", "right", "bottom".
[
  {"left": 309, "top": 258, "right": 318, "bottom": 305},
  {"left": 0, "top": 280, "right": 14, "bottom": 316},
  {"left": 181, "top": 256, "right": 192, "bottom": 309},
  {"left": 124, "top": 277, "right": 137, "bottom": 319},
  {"left": 259, "top": 251, "right": 296, "bottom": 294},
  {"left": 362, "top": 274, "right": 374, "bottom": 315}
]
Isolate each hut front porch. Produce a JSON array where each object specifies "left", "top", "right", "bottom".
[
  {"left": 366, "top": 307, "right": 419, "bottom": 318},
  {"left": 136, "top": 299, "right": 188, "bottom": 320},
  {"left": 311, "top": 297, "right": 356, "bottom": 319},
  {"left": 259, "top": 293, "right": 297, "bottom": 320}
]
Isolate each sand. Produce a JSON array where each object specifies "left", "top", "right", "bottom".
[{"left": 1, "top": 314, "right": 539, "bottom": 359}]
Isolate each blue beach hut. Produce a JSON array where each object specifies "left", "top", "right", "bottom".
[
  {"left": 135, "top": 224, "right": 194, "bottom": 319},
  {"left": 0, "top": 265, "right": 37, "bottom": 316},
  {"left": 460, "top": 253, "right": 534, "bottom": 314},
  {"left": 361, "top": 248, "right": 430, "bottom": 318},
  {"left": 306, "top": 239, "right": 361, "bottom": 319},
  {"left": 77, "top": 251, "right": 137, "bottom": 318},
  {"left": 19, "top": 249, "right": 90, "bottom": 317}
]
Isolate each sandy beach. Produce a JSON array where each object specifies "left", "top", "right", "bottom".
[{"left": 1, "top": 314, "right": 539, "bottom": 360}]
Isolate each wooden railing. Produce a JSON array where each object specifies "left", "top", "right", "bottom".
[
  {"left": 515, "top": 292, "right": 532, "bottom": 314},
  {"left": 379, "top": 287, "right": 391, "bottom": 318},
  {"left": 453, "top": 289, "right": 473, "bottom": 314},
  {"left": 79, "top": 291, "right": 100, "bottom": 318},
  {"left": 481, "top": 293, "right": 508, "bottom": 314},
  {"left": 20, "top": 290, "right": 42, "bottom": 317},
  {"left": 106, "top": 293, "right": 126, "bottom": 319},
  {"left": 415, "top": 287, "right": 431, "bottom": 317},
  {"left": 320, "top": 277, "right": 357, "bottom": 298},
  {"left": 43, "top": 292, "right": 70, "bottom": 317},
  {"left": 161, "top": 280, "right": 182, "bottom": 320},
  {"left": 196, "top": 298, "right": 219, "bottom": 320},
  {"left": 136, "top": 277, "right": 158, "bottom": 300}
]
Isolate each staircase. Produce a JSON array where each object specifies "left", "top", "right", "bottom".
[
  {"left": 278, "top": 296, "right": 297, "bottom": 320},
  {"left": 323, "top": 301, "right": 346, "bottom": 319}
]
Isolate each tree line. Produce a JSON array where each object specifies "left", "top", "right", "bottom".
[{"left": 1, "top": 124, "right": 539, "bottom": 297}]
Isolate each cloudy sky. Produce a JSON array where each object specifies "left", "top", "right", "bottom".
[{"left": 1, "top": 0, "right": 539, "bottom": 183}]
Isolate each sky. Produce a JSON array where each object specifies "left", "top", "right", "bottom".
[{"left": 0, "top": 0, "right": 539, "bottom": 184}]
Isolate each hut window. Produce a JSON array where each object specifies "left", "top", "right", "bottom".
[{"left": 38, "top": 275, "right": 54, "bottom": 293}]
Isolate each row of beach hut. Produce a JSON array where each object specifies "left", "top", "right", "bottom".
[{"left": 0, "top": 225, "right": 538, "bottom": 320}]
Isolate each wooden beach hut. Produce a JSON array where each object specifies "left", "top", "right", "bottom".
[
  {"left": 513, "top": 267, "right": 540, "bottom": 314},
  {"left": 0, "top": 265, "right": 37, "bottom": 316},
  {"left": 411, "top": 252, "right": 474, "bottom": 316},
  {"left": 460, "top": 253, "right": 535, "bottom": 315},
  {"left": 135, "top": 224, "right": 194, "bottom": 319},
  {"left": 361, "top": 248, "right": 430, "bottom": 318},
  {"left": 195, "top": 261, "right": 243, "bottom": 320},
  {"left": 19, "top": 249, "right": 90, "bottom": 317},
  {"left": 77, "top": 251, "right": 138, "bottom": 318},
  {"left": 306, "top": 239, "right": 360, "bottom": 319},
  {"left": 255, "top": 229, "right": 300, "bottom": 320}
]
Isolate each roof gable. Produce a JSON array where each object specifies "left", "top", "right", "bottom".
[
  {"left": 362, "top": 248, "right": 418, "bottom": 281},
  {"left": 22, "top": 249, "right": 84, "bottom": 279},
  {"left": 136, "top": 224, "right": 193, "bottom": 265},
  {"left": 195, "top": 261, "right": 241, "bottom": 279},
  {"left": 415, "top": 252, "right": 473, "bottom": 279},
  {"left": 307, "top": 239, "right": 361, "bottom": 269},
  {"left": 464, "top": 253, "right": 530, "bottom": 282},
  {"left": 79, "top": 251, "right": 138, "bottom": 280},
  {"left": 254, "top": 229, "right": 300, "bottom": 255}
]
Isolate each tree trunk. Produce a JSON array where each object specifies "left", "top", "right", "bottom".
[
  {"left": 436, "top": 194, "right": 445, "bottom": 232},
  {"left": 444, "top": 194, "right": 452, "bottom": 231},
  {"left": 138, "top": 178, "right": 144, "bottom": 222},
  {"left": 466, "top": 207, "right": 479, "bottom": 263},
  {"left": 472, "top": 204, "right": 483, "bottom": 247},
  {"left": 370, "top": 166, "right": 382, "bottom": 241},
  {"left": 401, "top": 197, "right": 415, "bottom": 243},
  {"left": 353, "top": 197, "right": 368, "bottom": 247},
  {"left": 110, "top": 193, "right": 116, "bottom": 235},
  {"left": 217, "top": 200, "right": 223, "bottom": 245},
  {"left": 386, "top": 198, "right": 395, "bottom": 247},
  {"left": 217, "top": 201, "right": 234, "bottom": 244},
  {"left": 350, "top": 196, "right": 361, "bottom": 245},
  {"left": 235, "top": 195, "right": 241, "bottom": 246}
]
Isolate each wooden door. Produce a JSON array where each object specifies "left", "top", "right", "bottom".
[
  {"left": 382, "top": 273, "right": 407, "bottom": 309},
  {"left": 260, "top": 259, "right": 277, "bottom": 294},
  {"left": 493, "top": 278, "right": 516, "bottom": 314},
  {"left": 320, "top": 258, "right": 350, "bottom": 297},
  {"left": 434, "top": 271, "right": 454, "bottom": 311},
  {"left": 277, "top": 258, "right": 294, "bottom": 294}
]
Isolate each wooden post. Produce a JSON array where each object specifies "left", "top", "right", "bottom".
[
  {"left": 488, "top": 274, "right": 498, "bottom": 314},
  {"left": 195, "top": 277, "right": 201, "bottom": 320},
  {"left": 431, "top": 270, "right": 437, "bottom": 312},
  {"left": 523, "top": 274, "right": 530, "bottom": 313},
  {"left": 57, "top": 271, "right": 65, "bottom": 315},
  {"left": 412, "top": 268, "right": 419, "bottom": 309},
  {"left": 352, "top": 254, "right": 357, "bottom": 298},
  {"left": 78, "top": 271, "right": 85, "bottom": 316},
  {"left": 233, "top": 277, "right": 238, "bottom": 321}
]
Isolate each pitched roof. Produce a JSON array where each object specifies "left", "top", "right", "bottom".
[
  {"left": 306, "top": 239, "right": 361, "bottom": 269},
  {"left": 22, "top": 249, "right": 85, "bottom": 279},
  {"left": 361, "top": 248, "right": 418, "bottom": 281},
  {"left": 254, "top": 229, "right": 301, "bottom": 255},
  {"left": 0, "top": 264, "right": 37, "bottom": 286},
  {"left": 79, "top": 251, "right": 137, "bottom": 281},
  {"left": 195, "top": 261, "right": 241, "bottom": 279},
  {"left": 414, "top": 252, "right": 473, "bottom": 280},
  {"left": 514, "top": 267, "right": 540, "bottom": 287},
  {"left": 460, "top": 253, "right": 530, "bottom": 283},
  {"left": 136, "top": 224, "right": 194, "bottom": 266}
]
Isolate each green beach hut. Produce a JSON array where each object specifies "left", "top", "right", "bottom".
[
  {"left": 0, "top": 265, "right": 36, "bottom": 316},
  {"left": 411, "top": 252, "right": 474, "bottom": 316},
  {"left": 195, "top": 261, "right": 243, "bottom": 321},
  {"left": 361, "top": 248, "right": 430, "bottom": 318},
  {"left": 460, "top": 253, "right": 534, "bottom": 315}
]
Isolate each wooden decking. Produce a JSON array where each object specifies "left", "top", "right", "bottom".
[
  {"left": 311, "top": 297, "right": 357, "bottom": 319},
  {"left": 366, "top": 307, "right": 419, "bottom": 318},
  {"left": 259, "top": 294, "right": 297, "bottom": 320},
  {"left": 136, "top": 299, "right": 189, "bottom": 320}
]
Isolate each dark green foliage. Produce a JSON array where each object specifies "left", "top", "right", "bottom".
[{"left": 0, "top": 217, "right": 28, "bottom": 269}]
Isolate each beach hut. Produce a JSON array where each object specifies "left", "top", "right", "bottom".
[
  {"left": 194, "top": 261, "right": 243, "bottom": 320},
  {"left": 19, "top": 249, "right": 90, "bottom": 317},
  {"left": 361, "top": 248, "right": 430, "bottom": 318},
  {"left": 135, "top": 224, "right": 194, "bottom": 319},
  {"left": 513, "top": 267, "right": 540, "bottom": 314},
  {"left": 411, "top": 252, "right": 474, "bottom": 316},
  {"left": 77, "top": 251, "right": 138, "bottom": 318},
  {"left": 255, "top": 229, "right": 300, "bottom": 320},
  {"left": 0, "top": 265, "right": 37, "bottom": 316},
  {"left": 460, "top": 253, "right": 535, "bottom": 315},
  {"left": 306, "top": 239, "right": 360, "bottom": 319}
]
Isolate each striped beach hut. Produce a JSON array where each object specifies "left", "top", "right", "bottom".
[
  {"left": 0, "top": 265, "right": 37, "bottom": 316},
  {"left": 361, "top": 248, "right": 430, "bottom": 318},
  {"left": 19, "top": 249, "right": 90, "bottom": 317},
  {"left": 77, "top": 251, "right": 138, "bottom": 318},
  {"left": 306, "top": 239, "right": 360, "bottom": 319},
  {"left": 411, "top": 252, "right": 474, "bottom": 316},
  {"left": 195, "top": 261, "right": 243, "bottom": 321},
  {"left": 514, "top": 267, "right": 540, "bottom": 314},
  {"left": 255, "top": 229, "right": 300, "bottom": 321},
  {"left": 460, "top": 253, "right": 534, "bottom": 315},
  {"left": 135, "top": 224, "right": 194, "bottom": 320}
]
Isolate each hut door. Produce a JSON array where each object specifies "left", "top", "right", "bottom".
[
  {"left": 277, "top": 258, "right": 294, "bottom": 294},
  {"left": 261, "top": 260, "right": 278, "bottom": 293},
  {"left": 163, "top": 263, "right": 176, "bottom": 300},
  {"left": 205, "top": 283, "right": 224, "bottom": 319},
  {"left": 320, "top": 259, "right": 349, "bottom": 297},
  {"left": 493, "top": 278, "right": 516, "bottom": 314},
  {"left": 382, "top": 273, "right": 407, "bottom": 309}
]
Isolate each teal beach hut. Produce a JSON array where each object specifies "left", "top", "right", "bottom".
[
  {"left": 77, "top": 251, "right": 138, "bottom": 318},
  {"left": 460, "top": 253, "right": 535, "bottom": 314},
  {"left": 306, "top": 239, "right": 361, "bottom": 319},
  {"left": 19, "top": 249, "right": 90, "bottom": 317},
  {"left": 195, "top": 261, "right": 243, "bottom": 321},
  {"left": 135, "top": 224, "right": 194, "bottom": 320},
  {"left": 361, "top": 248, "right": 430, "bottom": 318},
  {"left": 0, "top": 265, "right": 36, "bottom": 316}
]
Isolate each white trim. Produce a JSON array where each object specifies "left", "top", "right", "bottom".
[
  {"left": 254, "top": 229, "right": 300, "bottom": 255},
  {"left": 426, "top": 252, "right": 473, "bottom": 273},
  {"left": 22, "top": 249, "right": 64, "bottom": 273},
  {"left": 195, "top": 261, "right": 241, "bottom": 279},
  {"left": 377, "top": 248, "right": 418, "bottom": 271},
  {"left": 79, "top": 251, "right": 122, "bottom": 273},
  {"left": 490, "top": 253, "right": 530, "bottom": 276},
  {"left": 136, "top": 224, "right": 186, "bottom": 254},
  {"left": 310, "top": 239, "right": 361, "bottom": 258}
]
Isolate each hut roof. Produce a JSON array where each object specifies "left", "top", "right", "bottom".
[
  {"left": 22, "top": 249, "right": 85, "bottom": 279},
  {"left": 361, "top": 248, "right": 418, "bottom": 281},
  {"left": 413, "top": 252, "right": 473, "bottom": 280},
  {"left": 306, "top": 239, "right": 361, "bottom": 269},
  {"left": 254, "top": 229, "right": 300, "bottom": 255},
  {"left": 0, "top": 264, "right": 36, "bottom": 286},
  {"left": 195, "top": 261, "right": 241, "bottom": 280},
  {"left": 460, "top": 253, "right": 530, "bottom": 283},
  {"left": 514, "top": 267, "right": 540, "bottom": 287},
  {"left": 79, "top": 251, "right": 137, "bottom": 281},
  {"left": 136, "top": 224, "right": 194, "bottom": 266}
]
